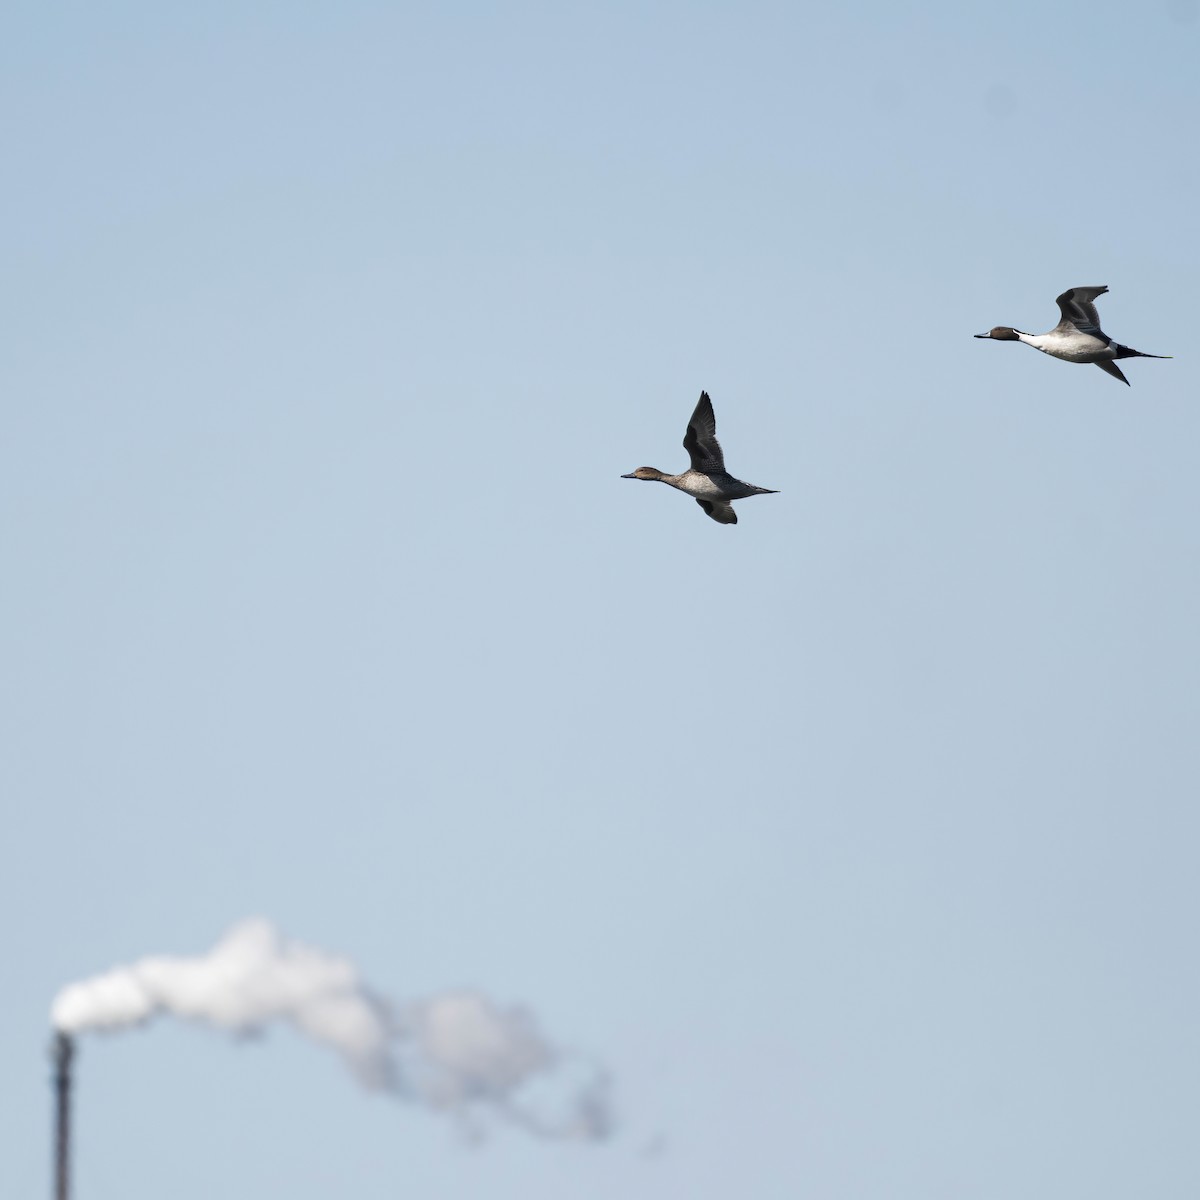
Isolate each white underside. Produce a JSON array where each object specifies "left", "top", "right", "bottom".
[
  {"left": 1019, "top": 331, "right": 1113, "bottom": 362},
  {"left": 671, "top": 472, "right": 725, "bottom": 499}
]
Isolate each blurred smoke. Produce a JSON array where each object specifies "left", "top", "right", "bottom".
[
  {"left": 399, "top": 989, "right": 613, "bottom": 1141},
  {"left": 51, "top": 918, "right": 611, "bottom": 1142},
  {"left": 52, "top": 919, "right": 395, "bottom": 1089}
]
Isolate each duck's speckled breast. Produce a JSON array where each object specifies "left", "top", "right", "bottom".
[{"left": 672, "top": 470, "right": 726, "bottom": 499}]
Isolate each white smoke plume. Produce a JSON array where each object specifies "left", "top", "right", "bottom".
[
  {"left": 52, "top": 919, "right": 395, "bottom": 1089},
  {"left": 50, "top": 918, "right": 611, "bottom": 1142},
  {"left": 400, "top": 990, "right": 614, "bottom": 1141}
]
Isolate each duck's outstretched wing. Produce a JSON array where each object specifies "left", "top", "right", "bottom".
[
  {"left": 1094, "top": 359, "right": 1130, "bottom": 385},
  {"left": 696, "top": 498, "right": 737, "bottom": 524},
  {"left": 1054, "top": 286, "right": 1109, "bottom": 338},
  {"left": 682, "top": 391, "right": 726, "bottom": 472}
]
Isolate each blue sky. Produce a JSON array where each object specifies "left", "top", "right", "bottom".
[{"left": 5, "top": 1, "right": 1200, "bottom": 1196}]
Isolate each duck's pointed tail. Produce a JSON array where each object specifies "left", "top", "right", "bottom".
[{"left": 1113, "top": 343, "right": 1172, "bottom": 361}]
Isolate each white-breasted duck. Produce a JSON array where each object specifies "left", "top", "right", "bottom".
[
  {"left": 622, "top": 391, "right": 778, "bottom": 525},
  {"left": 975, "top": 285, "right": 1171, "bottom": 385}
]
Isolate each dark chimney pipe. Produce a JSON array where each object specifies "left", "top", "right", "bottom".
[{"left": 51, "top": 1032, "right": 73, "bottom": 1200}]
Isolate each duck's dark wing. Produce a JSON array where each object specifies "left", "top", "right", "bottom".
[
  {"left": 1054, "top": 286, "right": 1109, "bottom": 337},
  {"left": 696, "top": 498, "right": 737, "bottom": 524},
  {"left": 682, "top": 391, "right": 725, "bottom": 472},
  {"left": 1094, "top": 359, "right": 1130, "bottom": 385}
]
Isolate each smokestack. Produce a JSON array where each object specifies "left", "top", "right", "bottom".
[{"left": 51, "top": 1032, "right": 74, "bottom": 1200}]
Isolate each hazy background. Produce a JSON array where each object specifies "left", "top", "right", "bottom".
[{"left": 5, "top": 1, "right": 1199, "bottom": 1196}]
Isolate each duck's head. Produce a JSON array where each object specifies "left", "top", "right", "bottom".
[
  {"left": 621, "top": 467, "right": 664, "bottom": 481},
  {"left": 974, "top": 326, "right": 1022, "bottom": 341}
]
